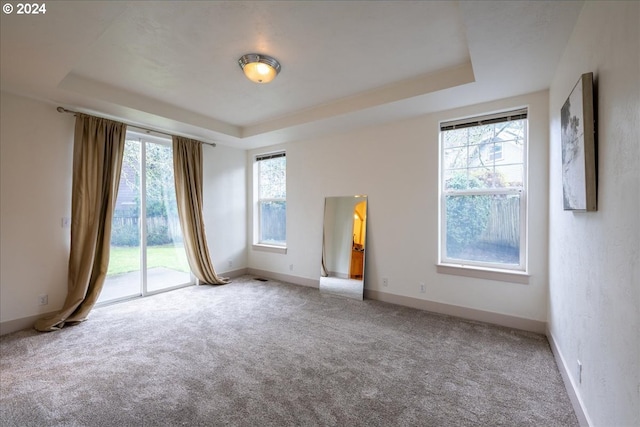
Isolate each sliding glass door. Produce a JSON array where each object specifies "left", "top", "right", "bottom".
[{"left": 98, "top": 132, "right": 193, "bottom": 304}]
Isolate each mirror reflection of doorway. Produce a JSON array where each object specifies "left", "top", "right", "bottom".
[
  {"left": 350, "top": 200, "right": 366, "bottom": 279},
  {"left": 320, "top": 195, "right": 367, "bottom": 300}
]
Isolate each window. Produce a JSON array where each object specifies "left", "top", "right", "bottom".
[
  {"left": 99, "top": 131, "right": 193, "bottom": 304},
  {"left": 440, "top": 109, "right": 527, "bottom": 271},
  {"left": 256, "top": 152, "right": 286, "bottom": 246}
]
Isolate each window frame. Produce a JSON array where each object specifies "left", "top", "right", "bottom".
[
  {"left": 438, "top": 109, "right": 528, "bottom": 273},
  {"left": 254, "top": 151, "right": 287, "bottom": 251}
]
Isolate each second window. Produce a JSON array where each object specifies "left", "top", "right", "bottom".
[{"left": 440, "top": 109, "right": 528, "bottom": 271}]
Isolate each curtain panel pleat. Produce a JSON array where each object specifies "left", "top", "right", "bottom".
[
  {"left": 172, "top": 136, "right": 228, "bottom": 285},
  {"left": 35, "top": 114, "right": 126, "bottom": 332}
]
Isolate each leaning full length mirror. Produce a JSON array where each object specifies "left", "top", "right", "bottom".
[{"left": 320, "top": 196, "right": 367, "bottom": 300}]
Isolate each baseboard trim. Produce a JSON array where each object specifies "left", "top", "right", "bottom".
[
  {"left": 1, "top": 311, "right": 57, "bottom": 336},
  {"left": 364, "top": 288, "right": 546, "bottom": 334},
  {"left": 247, "top": 268, "right": 319, "bottom": 289},
  {"left": 219, "top": 267, "right": 249, "bottom": 279},
  {"left": 546, "top": 329, "right": 592, "bottom": 427}
]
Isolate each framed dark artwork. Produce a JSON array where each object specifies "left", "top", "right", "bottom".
[{"left": 561, "top": 72, "right": 597, "bottom": 211}]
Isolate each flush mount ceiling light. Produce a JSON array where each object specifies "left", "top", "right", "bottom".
[{"left": 238, "top": 53, "right": 281, "bottom": 84}]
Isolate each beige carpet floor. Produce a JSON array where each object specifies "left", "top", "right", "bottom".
[{"left": 0, "top": 275, "right": 578, "bottom": 426}]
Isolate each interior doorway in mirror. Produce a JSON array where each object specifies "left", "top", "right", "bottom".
[{"left": 320, "top": 195, "right": 367, "bottom": 300}]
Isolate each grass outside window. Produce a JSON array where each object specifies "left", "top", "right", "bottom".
[{"left": 108, "top": 245, "right": 190, "bottom": 276}]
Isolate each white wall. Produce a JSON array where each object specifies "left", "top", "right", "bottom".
[
  {"left": 0, "top": 91, "right": 247, "bottom": 328},
  {"left": 202, "top": 141, "right": 247, "bottom": 275},
  {"left": 248, "top": 90, "right": 550, "bottom": 324},
  {"left": 1, "top": 92, "right": 74, "bottom": 324},
  {"left": 548, "top": 2, "right": 640, "bottom": 426}
]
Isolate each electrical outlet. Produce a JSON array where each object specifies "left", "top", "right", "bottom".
[
  {"left": 382, "top": 277, "right": 388, "bottom": 287},
  {"left": 38, "top": 294, "right": 48, "bottom": 306},
  {"left": 228, "top": 260, "right": 233, "bottom": 268},
  {"left": 577, "top": 360, "right": 583, "bottom": 384},
  {"left": 61, "top": 217, "right": 71, "bottom": 228},
  {"left": 419, "top": 282, "right": 426, "bottom": 293},
  {"left": 289, "top": 264, "right": 294, "bottom": 271}
]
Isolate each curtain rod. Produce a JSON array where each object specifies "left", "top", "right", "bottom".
[{"left": 56, "top": 107, "right": 216, "bottom": 147}]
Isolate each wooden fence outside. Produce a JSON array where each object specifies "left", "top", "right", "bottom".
[{"left": 480, "top": 196, "right": 520, "bottom": 248}]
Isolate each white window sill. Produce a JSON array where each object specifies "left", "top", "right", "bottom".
[
  {"left": 437, "top": 263, "right": 529, "bottom": 284},
  {"left": 253, "top": 244, "right": 287, "bottom": 254}
]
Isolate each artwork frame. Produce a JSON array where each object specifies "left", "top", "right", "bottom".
[{"left": 561, "top": 72, "right": 597, "bottom": 211}]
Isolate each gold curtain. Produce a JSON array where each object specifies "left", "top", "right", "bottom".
[
  {"left": 35, "top": 114, "right": 126, "bottom": 332},
  {"left": 172, "top": 136, "right": 229, "bottom": 285}
]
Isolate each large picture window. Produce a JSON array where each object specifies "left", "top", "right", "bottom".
[
  {"left": 440, "top": 109, "right": 527, "bottom": 271},
  {"left": 256, "top": 152, "right": 286, "bottom": 246}
]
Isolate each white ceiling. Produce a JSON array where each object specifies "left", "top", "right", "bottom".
[{"left": 0, "top": 1, "right": 584, "bottom": 150}]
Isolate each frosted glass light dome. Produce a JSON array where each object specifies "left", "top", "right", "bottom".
[{"left": 238, "top": 54, "right": 281, "bottom": 84}]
